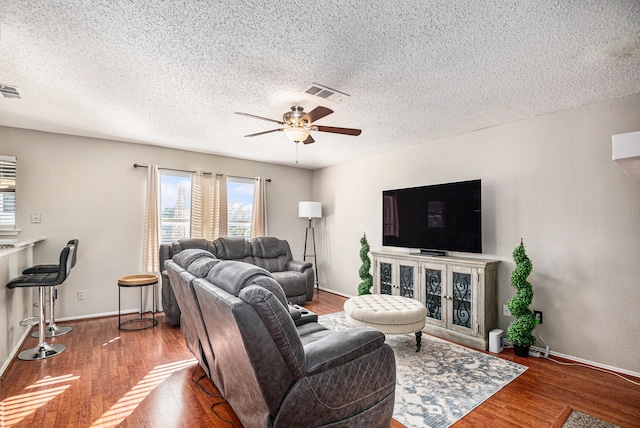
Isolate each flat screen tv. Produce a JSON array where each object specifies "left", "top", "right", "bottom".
[{"left": 382, "top": 179, "right": 482, "bottom": 254}]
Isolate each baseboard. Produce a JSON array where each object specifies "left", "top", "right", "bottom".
[
  {"left": 529, "top": 345, "right": 640, "bottom": 379},
  {"left": 0, "top": 326, "right": 33, "bottom": 379},
  {"left": 55, "top": 308, "right": 143, "bottom": 322},
  {"left": 316, "top": 286, "right": 353, "bottom": 299}
]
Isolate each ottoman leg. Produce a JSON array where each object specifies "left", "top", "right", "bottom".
[{"left": 415, "top": 331, "right": 422, "bottom": 352}]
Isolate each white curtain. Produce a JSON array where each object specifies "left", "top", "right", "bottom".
[
  {"left": 143, "top": 164, "right": 160, "bottom": 272},
  {"left": 142, "top": 164, "right": 161, "bottom": 312},
  {"left": 251, "top": 177, "right": 268, "bottom": 238},
  {"left": 191, "top": 172, "right": 228, "bottom": 240},
  {"left": 214, "top": 173, "right": 228, "bottom": 238}
]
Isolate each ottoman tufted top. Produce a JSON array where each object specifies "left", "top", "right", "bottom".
[{"left": 343, "top": 294, "right": 427, "bottom": 335}]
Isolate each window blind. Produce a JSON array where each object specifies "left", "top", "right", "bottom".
[{"left": 0, "top": 156, "right": 16, "bottom": 228}]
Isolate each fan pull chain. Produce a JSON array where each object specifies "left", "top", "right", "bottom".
[{"left": 295, "top": 141, "right": 299, "bottom": 164}]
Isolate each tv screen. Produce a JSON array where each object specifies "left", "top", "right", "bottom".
[{"left": 382, "top": 179, "right": 482, "bottom": 253}]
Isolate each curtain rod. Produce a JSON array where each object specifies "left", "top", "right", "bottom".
[{"left": 133, "top": 163, "right": 271, "bottom": 182}]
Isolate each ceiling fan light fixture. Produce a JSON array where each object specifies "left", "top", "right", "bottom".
[{"left": 283, "top": 127, "right": 310, "bottom": 142}]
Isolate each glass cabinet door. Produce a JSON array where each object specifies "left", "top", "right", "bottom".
[
  {"left": 399, "top": 264, "right": 415, "bottom": 298},
  {"left": 425, "top": 267, "right": 443, "bottom": 321},
  {"left": 379, "top": 262, "right": 393, "bottom": 295},
  {"left": 451, "top": 271, "right": 472, "bottom": 329}
]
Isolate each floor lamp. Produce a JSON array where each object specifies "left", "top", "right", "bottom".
[{"left": 299, "top": 201, "right": 322, "bottom": 293}]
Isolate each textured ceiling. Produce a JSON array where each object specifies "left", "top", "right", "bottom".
[{"left": 1, "top": 1, "right": 639, "bottom": 169}]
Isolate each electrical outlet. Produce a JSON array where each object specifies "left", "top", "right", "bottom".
[
  {"left": 503, "top": 304, "right": 511, "bottom": 316},
  {"left": 78, "top": 290, "right": 86, "bottom": 301},
  {"left": 534, "top": 310, "right": 543, "bottom": 324}
]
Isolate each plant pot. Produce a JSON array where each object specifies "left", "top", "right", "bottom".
[{"left": 513, "top": 344, "right": 530, "bottom": 357}]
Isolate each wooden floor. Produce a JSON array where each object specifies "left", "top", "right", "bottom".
[{"left": 1, "top": 290, "right": 639, "bottom": 427}]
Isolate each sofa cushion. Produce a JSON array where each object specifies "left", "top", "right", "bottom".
[
  {"left": 206, "top": 260, "right": 288, "bottom": 307},
  {"left": 271, "top": 271, "right": 308, "bottom": 298},
  {"left": 239, "top": 284, "right": 305, "bottom": 379},
  {"left": 173, "top": 248, "right": 215, "bottom": 268},
  {"left": 213, "top": 237, "right": 252, "bottom": 261},
  {"left": 187, "top": 257, "right": 221, "bottom": 278},
  {"left": 251, "top": 237, "right": 289, "bottom": 272},
  {"left": 170, "top": 238, "right": 215, "bottom": 254}
]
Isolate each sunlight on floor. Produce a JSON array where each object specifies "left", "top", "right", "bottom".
[
  {"left": 1, "top": 374, "right": 80, "bottom": 426},
  {"left": 90, "top": 358, "right": 197, "bottom": 427}
]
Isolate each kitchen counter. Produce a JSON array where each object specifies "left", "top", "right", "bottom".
[{"left": 0, "top": 236, "right": 46, "bottom": 250}]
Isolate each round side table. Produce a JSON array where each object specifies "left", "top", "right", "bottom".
[{"left": 118, "top": 274, "right": 158, "bottom": 331}]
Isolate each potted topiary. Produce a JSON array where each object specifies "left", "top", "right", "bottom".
[
  {"left": 507, "top": 239, "right": 537, "bottom": 357},
  {"left": 357, "top": 233, "right": 373, "bottom": 295}
]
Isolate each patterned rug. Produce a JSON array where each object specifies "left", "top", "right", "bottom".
[{"left": 318, "top": 312, "right": 527, "bottom": 428}]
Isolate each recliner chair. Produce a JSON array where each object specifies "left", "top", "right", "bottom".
[{"left": 165, "top": 251, "right": 396, "bottom": 427}]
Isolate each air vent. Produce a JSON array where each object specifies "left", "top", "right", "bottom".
[
  {"left": 304, "top": 83, "right": 349, "bottom": 103},
  {"left": 0, "top": 84, "right": 21, "bottom": 99}
]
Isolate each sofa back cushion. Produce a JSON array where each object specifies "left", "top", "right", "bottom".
[
  {"left": 250, "top": 237, "right": 291, "bottom": 272},
  {"left": 187, "top": 257, "right": 221, "bottom": 278},
  {"left": 173, "top": 248, "right": 215, "bottom": 269},
  {"left": 212, "top": 237, "right": 253, "bottom": 263},
  {"left": 170, "top": 238, "right": 215, "bottom": 255},
  {"left": 206, "top": 260, "right": 288, "bottom": 307}
]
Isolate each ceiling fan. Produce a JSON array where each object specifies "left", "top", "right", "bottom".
[{"left": 235, "top": 105, "right": 361, "bottom": 144}]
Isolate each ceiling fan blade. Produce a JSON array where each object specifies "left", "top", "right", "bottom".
[
  {"left": 315, "top": 125, "right": 362, "bottom": 136},
  {"left": 302, "top": 134, "right": 315, "bottom": 145},
  {"left": 244, "top": 129, "right": 283, "bottom": 137},
  {"left": 235, "top": 112, "right": 285, "bottom": 125},
  {"left": 301, "top": 106, "right": 333, "bottom": 124}
]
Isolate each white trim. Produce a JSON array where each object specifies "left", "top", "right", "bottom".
[
  {"left": 317, "top": 286, "right": 353, "bottom": 299},
  {"left": 530, "top": 345, "right": 640, "bottom": 379},
  {"left": 55, "top": 308, "right": 146, "bottom": 322},
  {"left": 0, "top": 327, "right": 32, "bottom": 378}
]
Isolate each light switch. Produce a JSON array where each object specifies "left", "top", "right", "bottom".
[{"left": 31, "top": 213, "right": 41, "bottom": 223}]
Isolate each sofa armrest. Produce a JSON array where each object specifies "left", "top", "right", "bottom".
[
  {"left": 304, "top": 327, "right": 386, "bottom": 375},
  {"left": 287, "top": 260, "right": 313, "bottom": 273},
  {"left": 288, "top": 304, "right": 302, "bottom": 321}
]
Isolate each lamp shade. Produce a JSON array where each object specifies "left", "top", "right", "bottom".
[{"left": 299, "top": 201, "right": 322, "bottom": 219}]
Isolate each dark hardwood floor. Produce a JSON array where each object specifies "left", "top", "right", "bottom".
[{"left": 1, "top": 290, "right": 639, "bottom": 427}]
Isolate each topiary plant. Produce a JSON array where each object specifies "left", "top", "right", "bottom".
[
  {"left": 357, "top": 233, "right": 373, "bottom": 295},
  {"left": 507, "top": 239, "right": 537, "bottom": 351}
]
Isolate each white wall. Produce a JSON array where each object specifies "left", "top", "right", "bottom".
[
  {"left": 312, "top": 93, "right": 640, "bottom": 374},
  {"left": 0, "top": 127, "right": 313, "bottom": 322}
]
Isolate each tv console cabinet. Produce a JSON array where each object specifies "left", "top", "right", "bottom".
[{"left": 371, "top": 250, "right": 500, "bottom": 351}]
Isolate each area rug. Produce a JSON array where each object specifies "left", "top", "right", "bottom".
[
  {"left": 562, "top": 410, "right": 620, "bottom": 428},
  {"left": 318, "top": 312, "right": 527, "bottom": 428}
]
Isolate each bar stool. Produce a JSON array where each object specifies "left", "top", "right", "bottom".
[
  {"left": 118, "top": 274, "right": 158, "bottom": 331},
  {"left": 23, "top": 239, "right": 79, "bottom": 338},
  {"left": 7, "top": 243, "right": 75, "bottom": 360}
]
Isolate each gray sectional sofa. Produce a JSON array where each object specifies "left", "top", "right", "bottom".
[
  {"left": 160, "top": 236, "right": 314, "bottom": 326},
  {"left": 164, "top": 248, "right": 396, "bottom": 427}
]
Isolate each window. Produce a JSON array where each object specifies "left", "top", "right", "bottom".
[
  {"left": 160, "top": 172, "right": 192, "bottom": 244},
  {"left": 227, "top": 178, "right": 254, "bottom": 238},
  {"left": 0, "top": 156, "right": 16, "bottom": 232},
  {"left": 158, "top": 172, "right": 255, "bottom": 243}
]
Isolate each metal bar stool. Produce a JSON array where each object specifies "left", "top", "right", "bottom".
[
  {"left": 7, "top": 243, "right": 75, "bottom": 360},
  {"left": 23, "top": 239, "right": 79, "bottom": 338},
  {"left": 118, "top": 274, "right": 158, "bottom": 331}
]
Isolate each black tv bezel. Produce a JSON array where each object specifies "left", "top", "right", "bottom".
[{"left": 382, "top": 179, "right": 482, "bottom": 254}]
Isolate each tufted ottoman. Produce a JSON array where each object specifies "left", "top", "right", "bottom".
[{"left": 344, "top": 294, "right": 427, "bottom": 351}]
